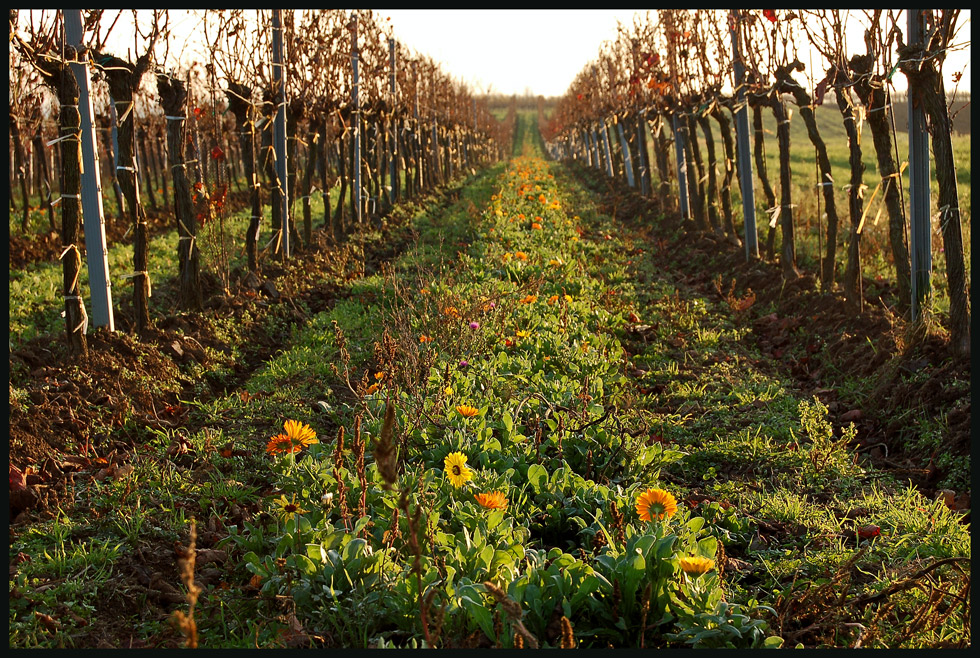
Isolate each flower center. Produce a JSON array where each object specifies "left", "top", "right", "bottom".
[{"left": 452, "top": 465, "right": 462, "bottom": 476}]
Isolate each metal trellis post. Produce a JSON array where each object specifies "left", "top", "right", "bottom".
[
  {"left": 350, "top": 12, "right": 362, "bottom": 225},
  {"left": 671, "top": 113, "right": 690, "bottom": 220},
  {"left": 272, "top": 9, "right": 290, "bottom": 258},
  {"left": 388, "top": 37, "right": 397, "bottom": 205},
  {"left": 617, "top": 120, "right": 635, "bottom": 187},
  {"left": 908, "top": 9, "right": 932, "bottom": 321},
  {"left": 730, "top": 9, "right": 759, "bottom": 259},
  {"left": 600, "top": 120, "right": 613, "bottom": 178},
  {"left": 65, "top": 10, "right": 114, "bottom": 330}
]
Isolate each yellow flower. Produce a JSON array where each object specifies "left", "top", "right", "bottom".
[
  {"left": 580, "top": 342, "right": 590, "bottom": 353},
  {"left": 475, "top": 491, "right": 508, "bottom": 510},
  {"left": 445, "top": 386, "right": 454, "bottom": 396},
  {"left": 679, "top": 556, "right": 715, "bottom": 577},
  {"left": 502, "top": 252, "right": 512, "bottom": 262},
  {"left": 564, "top": 294, "right": 573, "bottom": 303},
  {"left": 635, "top": 488, "right": 678, "bottom": 522},
  {"left": 272, "top": 494, "right": 308, "bottom": 518},
  {"left": 516, "top": 330, "right": 531, "bottom": 338},
  {"left": 284, "top": 420, "right": 318, "bottom": 449},
  {"left": 444, "top": 452, "right": 473, "bottom": 487},
  {"left": 456, "top": 404, "right": 479, "bottom": 418}
]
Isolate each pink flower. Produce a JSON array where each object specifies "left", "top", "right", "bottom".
[{"left": 469, "top": 322, "right": 480, "bottom": 330}]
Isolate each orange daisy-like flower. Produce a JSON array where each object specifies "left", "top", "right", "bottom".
[
  {"left": 443, "top": 306, "right": 461, "bottom": 319},
  {"left": 284, "top": 420, "right": 318, "bottom": 448},
  {"left": 519, "top": 295, "right": 538, "bottom": 304},
  {"left": 456, "top": 404, "right": 479, "bottom": 418},
  {"left": 635, "top": 488, "right": 678, "bottom": 522},
  {"left": 365, "top": 383, "right": 381, "bottom": 395},
  {"left": 419, "top": 334, "right": 433, "bottom": 343},
  {"left": 475, "top": 491, "right": 508, "bottom": 510},
  {"left": 514, "top": 251, "right": 528, "bottom": 261},
  {"left": 531, "top": 223, "right": 543, "bottom": 230},
  {"left": 538, "top": 194, "right": 547, "bottom": 203},
  {"left": 266, "top": 433, "right": 295, "bottom": 455}
]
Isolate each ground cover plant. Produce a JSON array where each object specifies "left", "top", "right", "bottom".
[{"left": 9, "top": 113, "right": 969, "bottom": 649}]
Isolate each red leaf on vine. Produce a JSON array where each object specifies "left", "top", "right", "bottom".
[
  {"left": 211, "top": 146, "right": 225, "bottom": 161},
  {"left": 763, "top": 9, "right": 777, "bottom": 23}
]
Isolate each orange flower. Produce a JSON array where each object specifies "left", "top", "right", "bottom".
[
  {"left": 538, "top": 194, "right": 547, "bottom": 203},
  {"left": 266, "top": 434, "right": 294, "bottom": 455},
  {"left": 547, "top": 295, "right": 559, "bottom": 305},
  {"left": 635, "top": 488, "right": 678, "bottom": 522},
  {"left": 365, "top": 383, "right": 381, "bottom": 395},
  {"left": 456, "top": 404, "right": 479, "bottom": 418},
  {"left": 514, "top": 251, "right": 528, "bottom": 261},
  {"left": 519, "top": 295, "right": 538, "bottom": 304},
  {"left": 531, "top": 222, "right": 542, "bottom": 230},
  {"left": 475, "top": 491, "right": 508, "bottom": 510},
  {"left": 419, "top": 334, "right": 433, "bottom": 343},
  {"left": 443, "top": 306, "right": 460, "bottom": 319}
]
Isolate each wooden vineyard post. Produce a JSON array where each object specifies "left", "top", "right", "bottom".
[
  {"left": 271, "top": 9, "right": 290, "bottom": 259},
  {"left": 65, "top": 10, "right": 114, "bottom": 330},
  {"left": 907, "top": 9, "right": 931, "bottom": 322},
  {"left": 730, "top": 9, "right": 758, "bottom": 259}
]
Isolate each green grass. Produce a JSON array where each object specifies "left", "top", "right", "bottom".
[{"left": 8, "top": 114, "right": 968, "bottom": 649}]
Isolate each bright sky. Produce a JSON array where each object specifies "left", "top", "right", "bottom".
[
  {"left": 47, "top": 9, "right": 971, "bottom": 99},
  {"left": 382, "top": 9, "right": 971, "bottom": 98},
  {"left": 383, "top": 9, "right": 642, "bottom": 98}
]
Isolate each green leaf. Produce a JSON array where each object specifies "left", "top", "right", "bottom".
[
  {"left": 528, "top": 463, "right": 549, "bottom": 494},
  {"left": 698, "top": 536, "right": 718, "bottom": 558}
]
